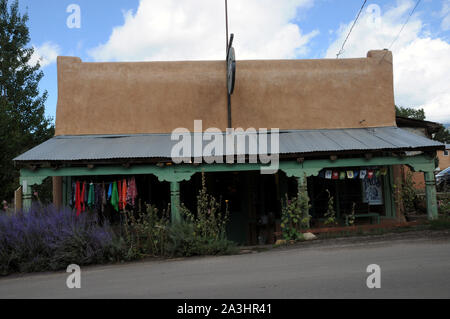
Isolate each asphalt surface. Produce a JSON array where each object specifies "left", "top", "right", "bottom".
[{"left": 1, "top": 232, "right": 450, "bottom": 299}]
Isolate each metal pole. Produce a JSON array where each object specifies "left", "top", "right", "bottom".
[{"left": 225, "top": 0, "right": 229, "bottom": 52}]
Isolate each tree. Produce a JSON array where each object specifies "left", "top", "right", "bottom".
[
  {"left": 434, "top": 125, "right": 450, "bottom": 144},
  {"left": 0, "top": 0, "right": 54, "bottom": 202},
  {"left": 395, "top": 105, "right": 450, "bottom": 144},
  {"left": 395, "top": 106, "right": 425, "bottom": 121}
]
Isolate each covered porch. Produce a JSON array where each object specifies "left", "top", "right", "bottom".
[{"left": 14, "top": 126, "right": 444, "bottom": 245}]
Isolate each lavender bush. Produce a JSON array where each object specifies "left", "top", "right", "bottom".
[{"left": 0, "top": 204, "right": 125, "bottom": 275}]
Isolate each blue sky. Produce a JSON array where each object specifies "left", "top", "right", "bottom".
[{"left": 17, "top": 0, "right": 450, "bottom": 123}]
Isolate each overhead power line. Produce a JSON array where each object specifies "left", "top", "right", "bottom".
[
  {"left": 386, "top": 0, "right": 421, "bottom": 51},
  {"left": 336, "top": 0, "right": 368, "bottom": 59}
]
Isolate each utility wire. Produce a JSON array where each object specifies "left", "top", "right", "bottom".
[
  {"left": 336, "top": 0, "right": 368, "bottom": 58},
  {"left": 379, "top": 0, "right": 421, "bottom": 64},
  {"left": 386, "top": 0, "right": 421, "bottom": 51}
]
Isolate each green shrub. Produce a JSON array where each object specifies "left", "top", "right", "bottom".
[
  {"left": 180, "top": 172, "right": 229, "bottom": 240},
  {"left": 324, "top": 189, "right": 337, "bottom": 226},
  {"left": 281, "top": 177, "right": 311, "bottom": 241},
  {"left": 166, "top": 221, "right": 237, "bottom": 257},
  {"left": 121, "top": 205, "right": 170, "bottom": 260}
]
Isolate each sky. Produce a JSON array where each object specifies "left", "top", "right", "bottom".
[{"left": 17, "top": 0, "right": 450, "bottom": 124}]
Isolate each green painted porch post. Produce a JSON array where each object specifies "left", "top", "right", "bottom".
[
  {"left": 170, "top": 181, "right": 181, "bottom": 223},
  {"left": 22, "top": 181, "right": 32, "bottom": 211},
  {"left": 424, "top": 171, "right": 438, "bottom": 220}
]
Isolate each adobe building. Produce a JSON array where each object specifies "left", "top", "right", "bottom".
[
  {"left": 14, "top": 50, "right": 444, "bottom": 244},
  {"left": 437, "top": 144, "right": 450, "bottom": 172}
]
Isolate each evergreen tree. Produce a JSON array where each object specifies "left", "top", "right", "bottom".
[
  {"left": 0, "top": 0, "right": 54, "bottom": 202},
  {"left": 395, "top": 105, "right": 426, "bottom": 121}
]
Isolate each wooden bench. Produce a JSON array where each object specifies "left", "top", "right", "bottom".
[{"left": 345, "top": 213, "right": 380, "bottom": 226}]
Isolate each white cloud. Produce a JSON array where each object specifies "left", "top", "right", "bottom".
[
  {"left": 89, "top": 0, "right": 318, "bottom": 61},
  {"left": 29, "top": 42, "right": 61, "bottom": 68},
  {"left": 325, "top": 0, "right": 450, "bottom": 123}
]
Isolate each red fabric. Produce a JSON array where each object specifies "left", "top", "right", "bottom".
[
  {"left": 81, "top": 182, "right": 86, "bottom": 212},
  {"left": 367, "top": 170, "right": 374, "bottom": 179},
  {"left": 122, "top": 179, "right": 127, "bottom": 210},
  {"left": 332, "top": 171, "right": 339, "bottom": 180},
  {"left": 75, "top": 181, "right": 81, "bottom": 216}
]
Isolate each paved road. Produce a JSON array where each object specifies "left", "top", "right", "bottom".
[{"left": 1, "top": 234, "right": 450, "bottom": 299}]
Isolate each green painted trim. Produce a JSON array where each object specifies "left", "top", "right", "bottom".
[
  {"left": 20, "top": 154, "right": 436, "bottom": 181},
  {"left": 19, "top": 155, "right": 437, "bottom": 220}
]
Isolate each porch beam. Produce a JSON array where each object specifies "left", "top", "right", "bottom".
[{"left": 20, "top": 154, "right": 436, "bottom": 180}]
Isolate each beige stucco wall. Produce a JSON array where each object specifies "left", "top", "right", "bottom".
[
  {"left": 438, "top": 149, "right": 450, "bottom": 171},
  {"left": 55, "top": 50, "right": 396, "bottom": 136}
]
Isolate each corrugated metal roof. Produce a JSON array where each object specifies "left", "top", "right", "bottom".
[{"left": 14, "top": 126, "right": 444, "bottom": 162}]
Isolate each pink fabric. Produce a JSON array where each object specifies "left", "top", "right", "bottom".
[{"left": 127, "top": 177, "right": 138, "bottom": 206}]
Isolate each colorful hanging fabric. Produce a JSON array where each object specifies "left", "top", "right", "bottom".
[
  {"left": 75, "top": 181, "right": 82, "bottom": 216},
  {"left": 111, "top": 181, "right": 119, "bottom": 212},
  {"left": 380, "top": 167, "right": 387, "bottom": 176},
  {"left": 118, "top": 180, "right": 122, "bottom": 210},
  {"left": 360, "top": 170, "right": 367, "bottom": 179},
  {"left": 325, "top": 170, "right": 332, "bottom": 180},
  {"left": 87, "top": 183, "right": 95, "bottom": 208},
  {"left": 127, "top": 176, "right": 138, "bottom": 206},
  {"left": 375, "top": 170, "right": 381, "bottom": 177},
  {"left": 101, "top": 182, "right": 107, "bottom": 212},
  {"left": 339, "top": 171, "right": 346, "bottom": 180},
  {"left": 122, "top": 179, "right": 127, "bottom": 210},
  {"left": 367, "top": 170, "right": 374, "bottom": 179},
  {"left": 95, "top": 184, "right": 102, "bottom": 211},
  {"left": 81, "top": 182, "right": 86, "bottom": 213},
  {"left": 107, "top": 183, "right": 112, "bottom": 200},
  {"left": 332, "top": 171, "right": 339, "bottom": 180},
  {"left": 353, "top": 170, "right": 359, "bottom": 178},
  {"left": 346, "top": 170, "right": 354, "bottom": 179}
]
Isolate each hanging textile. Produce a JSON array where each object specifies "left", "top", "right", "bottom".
[
  {"left": 346, "top": 170, "right": 354, "bottom": 179},
  {"left": 118, "top": 180, "right": 122, "bottom": 210},
  {"left": 121, "top": 179, "right": 127, "bottom": 210},
  {"left": 367, "top": 170, "right": 374, "bottom": 179},
  {"left": 359, "top": 170, "right": 367, "bottom": 179},
  {"left": 127, "top": 177, "right": 138, "bottom": 206},
  {"left": 75, "top": 181, "right": 82, "bottom": 216},
  {"left": 111, "top": 181, "right": 119, "bottom": 212},
  {"left": 325, "top": 170, "right": 332, "bottom": 179},
  {"left": 339, "top": 171, "right": 346, "bottom": 180},
  {"left": 81, "top": 182, "right": 86, "bottom": 213},
  {"left": 95, "top": 184, "right": 102, "bottom": 212},
  {"left": 332, "top": 171, "right": 339, "bottom": 180},
  {"left": 108, "top": 183, "right": 112, "bottom": 200},
  {"left": 87, "top": 183, "right": 95, "bottom": 208},
  {"left": 101, "top": 182, "right": 107, "bottom": 212}
]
